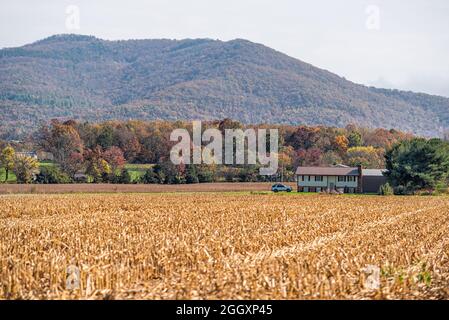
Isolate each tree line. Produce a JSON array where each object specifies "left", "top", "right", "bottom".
[{"left": 1, "top": 118, "right": 449, "bottom": 194}]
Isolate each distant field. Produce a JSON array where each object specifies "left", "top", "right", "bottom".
[
  {"left": 0, "top": 168, "right": 16, "bottom": 183},
  {"left": 124, "top": 163, "right": 154, "bottom": 181},
  {"left": 1, "top": 193, "right": 448, "bottom": 299},
  {"left": 38, "top": 160, "right": 55, "bottom": 167},
  {"left": 0, "top": 163, "right": 152, "bottom": 184},
  {"left": 0, "top": 161, "right": 55, "bottom": 184},
  {"left": 0, "top": 182, "right": 295, "bottom": 194}
]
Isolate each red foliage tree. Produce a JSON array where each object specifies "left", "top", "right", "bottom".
[{"left": 103, "top": 146, "right": 126, "bottom": 171}]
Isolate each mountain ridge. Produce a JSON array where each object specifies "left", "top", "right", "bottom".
[{"left": 1, "top": 34, "right": 448, "bottom": 139}]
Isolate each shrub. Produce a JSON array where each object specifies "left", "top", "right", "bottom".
[
  {"left": 238, "top": 168, "right": 258, "bottom": 182},
  {"left": 433, "top": 182, "right": 449, "bottom": 195},
  {"left": 141, "top": 168, "right": 160, "bottom": 184},
  {"left": 35, "top": 166, "right": 72, "bottom": 184},
  {"left": 118, "top": 168, "right": 132, "bottom": 184},
  {"left": 198, "top": 170, "right": 214, "bottom": 183},
  {"left": 185, "top": 165, "right": 199, "bottom": 184},
  {"left": 109, "top": 168, "right": 132, "bottom": 184},
  {"left": 393, "top": 185, "right": 414, "bottom": 196},
  {"left": 378, "top": 183, "right": 393, "bottom": 195}
]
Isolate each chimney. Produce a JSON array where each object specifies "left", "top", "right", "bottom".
[{"left": 357, "top": 165, "right": 363, "bottom": 193}]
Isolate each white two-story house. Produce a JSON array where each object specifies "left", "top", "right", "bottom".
[
  {"left": 295, "top": 165, "right": 387, "bottom": 194},
  {"left": 296, "top": 166, "right": 361, "bottom": 193}
]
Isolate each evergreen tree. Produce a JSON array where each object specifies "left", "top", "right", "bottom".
[
  {"left": 185, "top": 164, "right": 199, "bottom": 184},
  {"left": 348, "top": 131, "right": 363, "bottom": 147},
  {"left": 141, "top": 167, "right": 160, "bottom": 184},
  {"left": 385, "top": 138, "right": 449, "bottom": 193},
  {"left": 118, "top": 168, "right": 132, "bottom": 184}
]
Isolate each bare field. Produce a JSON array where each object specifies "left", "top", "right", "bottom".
[
  {"left": 1, "top": 193, "right": 448, "bottom": 300},
  {"left": 0, "top": 182, "right": 294, "bottom": 194}
]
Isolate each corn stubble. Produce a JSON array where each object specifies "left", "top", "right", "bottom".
[{"left": 0, "top": 193, "right": 448, "bottom": 299}]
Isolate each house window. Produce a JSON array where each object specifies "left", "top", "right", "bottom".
[
  {"left": 338, "top": 176, "right": 346, "bottom": 182},
  {"left": 315, "top": 176, "right": 323, "bottom": 182},
  {"left": 347, "top": 176, "right": 356, "bottom": 182},
  {"left": 301, "top": 175, "right": 305, "bottom": 181},
  {"left": 344, "top": 187, "right": 356, "bottom": 193}
]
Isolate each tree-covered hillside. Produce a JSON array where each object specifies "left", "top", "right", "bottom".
[{"left": 1, "top": 34, "right": 449, "bottom": 139}]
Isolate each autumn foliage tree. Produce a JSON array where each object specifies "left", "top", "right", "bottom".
[
  {"left": 295, "top": 148, "right": 323, "bottom": 167},
  {"left": 13, "top": 156, "right": 39, "bottom": 184},
  {"left": 286, "top": 126, "right": 320, "bottom": 150},
  {"left": 31, "top": 118, "right": 420, "bottom": 183},
  {"left": 84, "top": 146, "right": 111, "bottom": 183},
  {"left": 103, "top": 146, "right": 126, "bottom": 173},
  {"left": 0, "top": 146, "right": 15, "bottom": 182},
  {"left": 346, "top": 146, "right": 385, "bottom": 168},
  {"left": 39, "top": 120, "right": 83, "bottom": 173},
  {"left": 348, "top": 131, "right": 363, "bottom": 147},
  {"left": 64, "top": 152, "right": 85, "bottom": 177},
  {"left": 334, "top": 135, "right": 349, "bottom": 154}
]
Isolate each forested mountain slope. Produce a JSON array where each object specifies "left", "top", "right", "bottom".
[{"left": 1, "top": 34, "right": 448, "bottom": 139}]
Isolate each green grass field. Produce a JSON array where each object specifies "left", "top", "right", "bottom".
[
  {"left": 1, "top": 161, "right": 56, "bottom": 183},
  {"left": 0, "top": 167, "right": 16, "bottom": 183},
  {"left": 38, "top": 161, "right": 56, "bottom": 168},
  {"left": 125, "top": 163, "right": 153, "bottom": 182},
  {"left": 1, "top": 162, "right": 154, "bottom": 183}
]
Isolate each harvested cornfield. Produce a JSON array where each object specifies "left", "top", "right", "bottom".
[
  {"left": 0, "top": 182, "right": 294, "bottom": 194},
  {"left": 0, "top": 193, "right": 448, "bottom": 299}
]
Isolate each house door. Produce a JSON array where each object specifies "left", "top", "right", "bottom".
[{"left": 328, "top": 176, "right": 336, "bottom": 191}]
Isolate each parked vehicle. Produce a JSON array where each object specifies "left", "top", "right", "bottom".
[{"left": 271, "top": 184, "right": 292, "bottom": 193}]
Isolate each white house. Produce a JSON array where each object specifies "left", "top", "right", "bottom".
[
  {"left": 296, "top": 166, "right": 360, "bottom": 193},
  {"left": 15, "top": 151, "right": 38, "bottom": 160},
  {"left": 295, "top": 166, "right": 387, "bottom": 194}
]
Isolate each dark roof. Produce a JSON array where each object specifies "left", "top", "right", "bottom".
[
  {"left": 296, "top": 166, "right": 360, "bottom": 176},
  {"left": 362, "top": 169, "right": 387, "bottom": 177}
]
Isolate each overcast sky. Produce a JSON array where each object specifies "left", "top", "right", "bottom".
[{"left": 1, "top": 0, "right": 448, "bottom": 97}]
